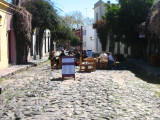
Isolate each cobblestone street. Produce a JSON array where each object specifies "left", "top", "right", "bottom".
[{"left": 0, "top": 62, "right": 160, "bottom": 120}]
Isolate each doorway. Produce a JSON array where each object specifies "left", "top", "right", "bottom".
[{"left": 8, "top": 31, "right": 12, "bottom": 63}]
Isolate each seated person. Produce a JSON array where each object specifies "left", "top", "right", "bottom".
[
  {"left": 59, "top": 49, "right": 66, "bottom": 58},
  {"left": 57, "top": 49, "right": 66, "bottom": 67},
  {"left": 74, "top": 50, "right": 80, "bottom": 59},
  {"left": 82, "top": 50, "right": 88, "bottom": 59},
  {"left": 74, "top": 49, "right": 80, "bottom": 66},
  {"left": 106, "top": 52, "right": 114, "bottom": 69},
  {"left": 68, "top": 50, "right": 72, "bottom": 56},
  {"left": 64, "top": 46, "right": 68, "bottom": 55},
  {"left": 99, "top": 51, "right": 108, "bottom": 62},
  {"left": 49, "top": 51, "right": 59, "bottom": 69}
]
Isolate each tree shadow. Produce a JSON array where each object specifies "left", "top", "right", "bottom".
[
  {"left": 77, "top": 71, "right": 92, "bottom": 73},
  {"left": 121, "top": 61, "right": 160, "bottom": 84},
  {"left": 50, "top": 77, "right": 62, "bottom": 81}
]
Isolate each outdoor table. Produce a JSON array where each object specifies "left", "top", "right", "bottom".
[{"left": 83, "top": 58, "right": 96, "bottom": 71}]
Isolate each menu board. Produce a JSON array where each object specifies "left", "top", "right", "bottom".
[{"left": 62, "top": 56, "right": 75, "bottom": 80}]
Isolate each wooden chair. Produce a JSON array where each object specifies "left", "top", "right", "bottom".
[
  {"left": 79, "top": 56, "right": 87, "bottom": 71},
  {"left": 96, "top": 57, "right": 100, "bottom": 69},
  {"left": 51, "top": 60, "right": 57, "bottom": 69},
  {"left": 59, "top": 57, "right": 62, "bottom": 69},
  {"left": 112, "top": 56, "right": 117, "bottom": 69},
  {"left": 86, "top": 58, "right": 96, "bottom": 72},
  {"left": 99, "top": 57, "right": 108, "bottom": 70}
]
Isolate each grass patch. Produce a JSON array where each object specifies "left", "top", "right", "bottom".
[
  {"left": 122, "top": 108, "right": 127, "bottom": 111},
  {"left": 0, "top": 78, "right": 4, "bottom": 84},
  {"left": 155, "top": 91, "right": 160, "bottom": 98}
]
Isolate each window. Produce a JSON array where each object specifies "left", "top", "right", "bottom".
[
  {"left": 124, "top": 46, "right": 128, "bottom": 54},
  {"left": 83, "top": 42, "right": 86, "bottom": 47},
  {"left": 96, "top": 13, "right": 98, "bottom": 22},
  {"left": 83, "top": 30, "right": 86, "bottom": 36},
  {"left": 96, "top": 37, "right": 98, "bottom": 51}
]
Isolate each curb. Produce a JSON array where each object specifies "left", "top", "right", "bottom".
[
  {"left": 126, "top": 59, "right": 160, "bottom": 81},
  {"left": 0, "top": 58, "right": 48, "bottom": 79}
]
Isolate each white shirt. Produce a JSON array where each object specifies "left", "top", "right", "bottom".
[{"left": 100, "top": 53, "right": 108, "bottom": 59}]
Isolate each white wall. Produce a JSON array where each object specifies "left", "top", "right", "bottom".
[
  {"left": 42, "top": 29, "right": 50, "bottom": 57},
  {"left": 82, "top": 25, "right": 95, "bottom": 52}
]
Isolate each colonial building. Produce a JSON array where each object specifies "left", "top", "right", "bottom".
[
  {"left": 82, "top": 25, "right": 95, "bottom": 52},
  {"left": 0, "top": 0, "right": 17, "bottom": 69}
]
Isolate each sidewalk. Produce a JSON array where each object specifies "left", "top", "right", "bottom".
[
  {"left": 0, "top": 56, "right": 49, "bottom": 78},
  {"left": 126, "top": 58, "right": 160, "bottom": 78}
]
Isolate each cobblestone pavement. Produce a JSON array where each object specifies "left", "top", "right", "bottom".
[{"left": 0, "top": 62, "right": 160, "bottom": 120}]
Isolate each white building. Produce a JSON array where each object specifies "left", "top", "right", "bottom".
[
  {"left": 82, "top": 25, "right": 95, "bottom": 52},
  {"left": 93, "top": 0, "right": 106, "bottom": 53}
]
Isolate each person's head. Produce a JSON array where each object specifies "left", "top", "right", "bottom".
[
  {"left": 61, "top": 49, "right": 64, "bottom": 53},
  {"left": 69, "top": 50, "right": 72, "bottom": 54},
  {"left": 75, "top": 49, "right": 78, "bottom": 53},
  {"left": 51, "top": 51, "right": 55, "bottom": 55},
  {"left": 106, "top": 52, "right": 109, "bottom": 55}
]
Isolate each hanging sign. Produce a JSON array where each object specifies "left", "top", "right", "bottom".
[{"left": 139, "top": 32, "right": 145, "bottom": 38}]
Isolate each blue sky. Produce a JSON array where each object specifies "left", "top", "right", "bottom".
[{"left": 54, "top": 0, "right": 118, "bottom": 19}]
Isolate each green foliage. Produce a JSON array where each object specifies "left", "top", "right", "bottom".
[
  {"left": 62, "top": 11, "right": 94, "bottom": 29},
  {"left": 70, "top": 36, "right": 82, "bottom": 46},
  {"left": 13, "top": 7, "right": 32, "bottom": 64},
  {"left": 105, "top": 4, "right": 120, "bottom": 35},
  {"left": 147, "top": 1, "right": 160, "bottom": 39},
  {"left": 22, "top": 0, "right": 58, "bottom": 30},
  {"left": 117, "top": 0, "right": 153, "bottom": 45},
  {"left": 22, "top": 0, "right": 59, "bottom": 58},
  {"left": 54, "top": 23, "right": 74, "bottom": 41}
]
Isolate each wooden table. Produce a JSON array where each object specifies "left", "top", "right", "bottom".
[{"left": 83, "top": 58, "right": 96, "bottom": 71}]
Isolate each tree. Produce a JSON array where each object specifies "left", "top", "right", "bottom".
[
  {"left": 22, "top": 0, "right": 59, "bottom": 58},
  {"left": 70, "top": 36, "right": 82, "bottom": 46},
  {"left": 62, "top": 11, "right": 84, "bottom": 29},
  {"left": 104, "top": 4, "right": 120, "bottom": 39},
  {"left": 13, "top": 7, "right": 32, "bottom": 64},
  {"left": 83, "top": 17, "right": 94, "bottom": 26},
  {"left": 118, "top": 0, "right": 153, "bottom": 45},
  {"left": 94, "top": 19, "right": 109, "bottom": 51},
  {"left": 146, "top": 1, "right": 160, "bottom": 55},
  {"left": 62, "top": 11, "right": 93, "bottom": 29}
]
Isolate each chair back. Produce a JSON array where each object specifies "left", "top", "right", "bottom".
[
  {"left": 79, "top": 56, "right": 82, "bottom": 65},
  {"left": 59, "top": 57, "right": 62, "bottom": 68},
  {"left": 100, "top": 57, "right": 108, "bottom": 62},
  {"left": 114, "top": 56, "right": 117, "bottom": 63}
]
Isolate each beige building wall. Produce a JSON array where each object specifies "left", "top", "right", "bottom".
[
  {"left": 0, "top": 8, "right": 8, "bottom": 69},
  {"left": 0, "top": 0, "right": 15, "bottom": 69}
]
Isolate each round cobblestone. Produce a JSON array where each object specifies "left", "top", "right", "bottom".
[{"left": 0, "top": 62, "right": 160, "bottom": 120}]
